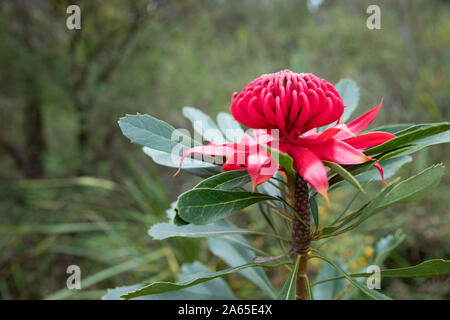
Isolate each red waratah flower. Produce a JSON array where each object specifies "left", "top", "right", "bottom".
[
  {"left": 231, "top": 70, "right": 344, "bottom": 138},
  {"left": 179, "top": 70, "right": 396, "bottom": 202}
]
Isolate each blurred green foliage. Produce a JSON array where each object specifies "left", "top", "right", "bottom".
[{"left": 0, "top": 0, "right": 448, "bottom": 299}]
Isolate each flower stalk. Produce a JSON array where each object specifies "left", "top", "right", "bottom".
[{"left": 291, "top": 173, "right": 311, "bottom": 300}]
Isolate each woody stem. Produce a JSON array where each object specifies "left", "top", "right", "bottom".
[{"left": 291, "top": 173, "right": 311, "bottom": 300}]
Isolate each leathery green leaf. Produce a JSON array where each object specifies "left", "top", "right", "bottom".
[
  {"left": 276, "top": 255, "right": 301, "bottom": 300},
  {"left": 120, "top": 261, "right": 286, "bottom": 299},
  {"left": 177, "top": 189, "right": 278, "bottom": 225}
]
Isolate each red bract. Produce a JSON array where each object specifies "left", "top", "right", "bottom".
[
  {"left": 177, "top": 130, "right": 279, "bottom": 191},
  {"left": 282, "top": 100, "right": 395, "bottom": 202},
  {"left": 231, "top": 70, "right": 344, "bottom": 138},
  {"left": 179, "top": 71, "right": 396, "bottom": 203}
]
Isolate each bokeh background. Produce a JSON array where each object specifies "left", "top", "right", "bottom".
[{"left": 0, "top": 0, "right": 449, "bottom": 299}]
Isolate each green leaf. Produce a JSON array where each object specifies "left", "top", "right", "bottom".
[
  {"left": 321, "top": 181, "right": 397, "bottom": 236},
  {"left": 260, "top": 177, "right": 282, "bottom": 199},
  {"left": 104, "top": 284, "right": 145, "bottom": 300},
  {"left": 331, "top": 156, "right": 412, "bottom": 189},
  {"left": 310, "top": 196, "right": 319, "bottom": 230},
  {"left": 365, "top": 122, "right": 450, "bottom": 156},
  {"left": 319, "top": 259, "right": 450, "bottom": 282},
  {"left": 373, "top": 231, "right": 406, "bottom": 266},
  {"left": 313, "top": 260, "right": 348, "bottom": 300},
  {"left": 217, "top": 112, "right": 244, "bottom": 143},
  {"left": 395, "top": 130, "right": 450, "bottom": 158},
  {"left": 376, "top": 259, "right": 450, "bottom": 278},
  {"left": 323, "top": 164, "right": 444, "bottom": 237},
  {"left": 105, "top": 283, "right": 235, "bottom": 300},
  {"left": 376, "top": 163, "right": 444, "bottom": 211},
  {"left": 376, "top": 146, "right": 416, "bottom": 162},
  {"left": 208, "top": 236, "right": 275, "bottom": 298},
  {"left": 149, "top": 220, "right": 253, "bottom": 240},
  {"left": 104, "top": 262, "right": 235, "bottom": 300},
  {"left": 276, "top": 255, "right": 301, "bottom": 300},
  {"left": 312, "top": 253, "right": 392, "bottom": 300},
  {"left": 173, "top": 213, "right": 189, "bottom": 226},
  {"left": 119, "top": 114, "right": 193, "bottom": 153},
  {"left": 264, "top": 144, "right": 295, "bottom": 178},
  {"left": 370, "top": 123, "right": 416, "bottom": 134},
  {"left": 394, "top": 124, "right": 436, "bottom": 135},
  {"left": 312, "top": 260, "right": 450, "bottom": 300},
  {"left": 177, "top": 189, "right": 278, "bottom": 225},
  {"left": 195, "top": 170, "right": 250, "bottom": 190},
  {"left": 335, "top": 79, "right": 360, "bottom": 122},
  {"left": 150, "top": 216, "right": 268, "bottom": 253},
  {"left": 183, "top": 107, "right": 226, "bottom": 144},
  {"left": 259, "top": 171, "right": 286, "bottom": 207},
  {"left": 324, "top": 161, "right": 364, "bottom": 193},
  {"left": 176, "top": 262, "right": 236, "bottom": 299},
  {"left": 120, "top": 260, "right": 285, "bottom": 299}
]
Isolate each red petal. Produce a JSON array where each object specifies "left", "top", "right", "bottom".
[
  {"left": 176, "top": 144, "right": 242, "bottom": 175},
  {"left": 331, "top": 123, "right": 357, "bottom": 139},
  {"left": 223, "top": 156, "right": 243, "bottom": 171},
  {"left": 263, "top": 92, "right": 277, "bottom": 126},
  {"left": 248, "top": 97, "right": 269, "bottom": 127},
  {"left": 252, "top": 129, "right": 275, "bottom": 145},
  {"left": 343, "top": 131, "right": 396, "bottom": 150},
  {"left": 303, "top": 128, "right": 318, "bottom": 137},
  {"left": 288, "top": 90, "right": 301, "bottom": 125},
  {"left": 275, "top": 97, "right": 288, "bottom": 137},
  {"left": 307, "top": 93, "right": 335, "bottom": 129},
  {"left": 290, "top": 92, "right": 310, "bottom": 136},
  {"left": 247, "top": 154, "right": 278, "bottom": 191},
  {"left": 288, "top": 146, "right": 329, "bottom": 202},
  {"left": 279, "top": 85, "right": 289, "bottom": 119},
  {"left": 307, "top": 139, "right": 372, "bottom": 165},
  {"left": 373, "top": 162, "right": 388, "bottom": 185},
  {"left": 315, "top": 127, "right": 342, "bottom": 141},
  {"left": 347, "top": 99, "right": 383, "bottom": 134},
  {"left": 232, "top": 96, "right": 260, "bottom": 128}
]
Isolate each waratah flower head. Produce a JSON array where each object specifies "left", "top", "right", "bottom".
[
  {"left": 231, "top": 70, "right": 344, "bottom": 138},
  {"left": 179, "top": 70, "right": 396, "bottom": 203}
]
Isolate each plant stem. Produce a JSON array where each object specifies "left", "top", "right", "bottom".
[
  {"left": 291, "top": 173, "right": 312, "bottom": 300},
  {"left": 296, "top": 254, "right": 309, "bottom": 300}
]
